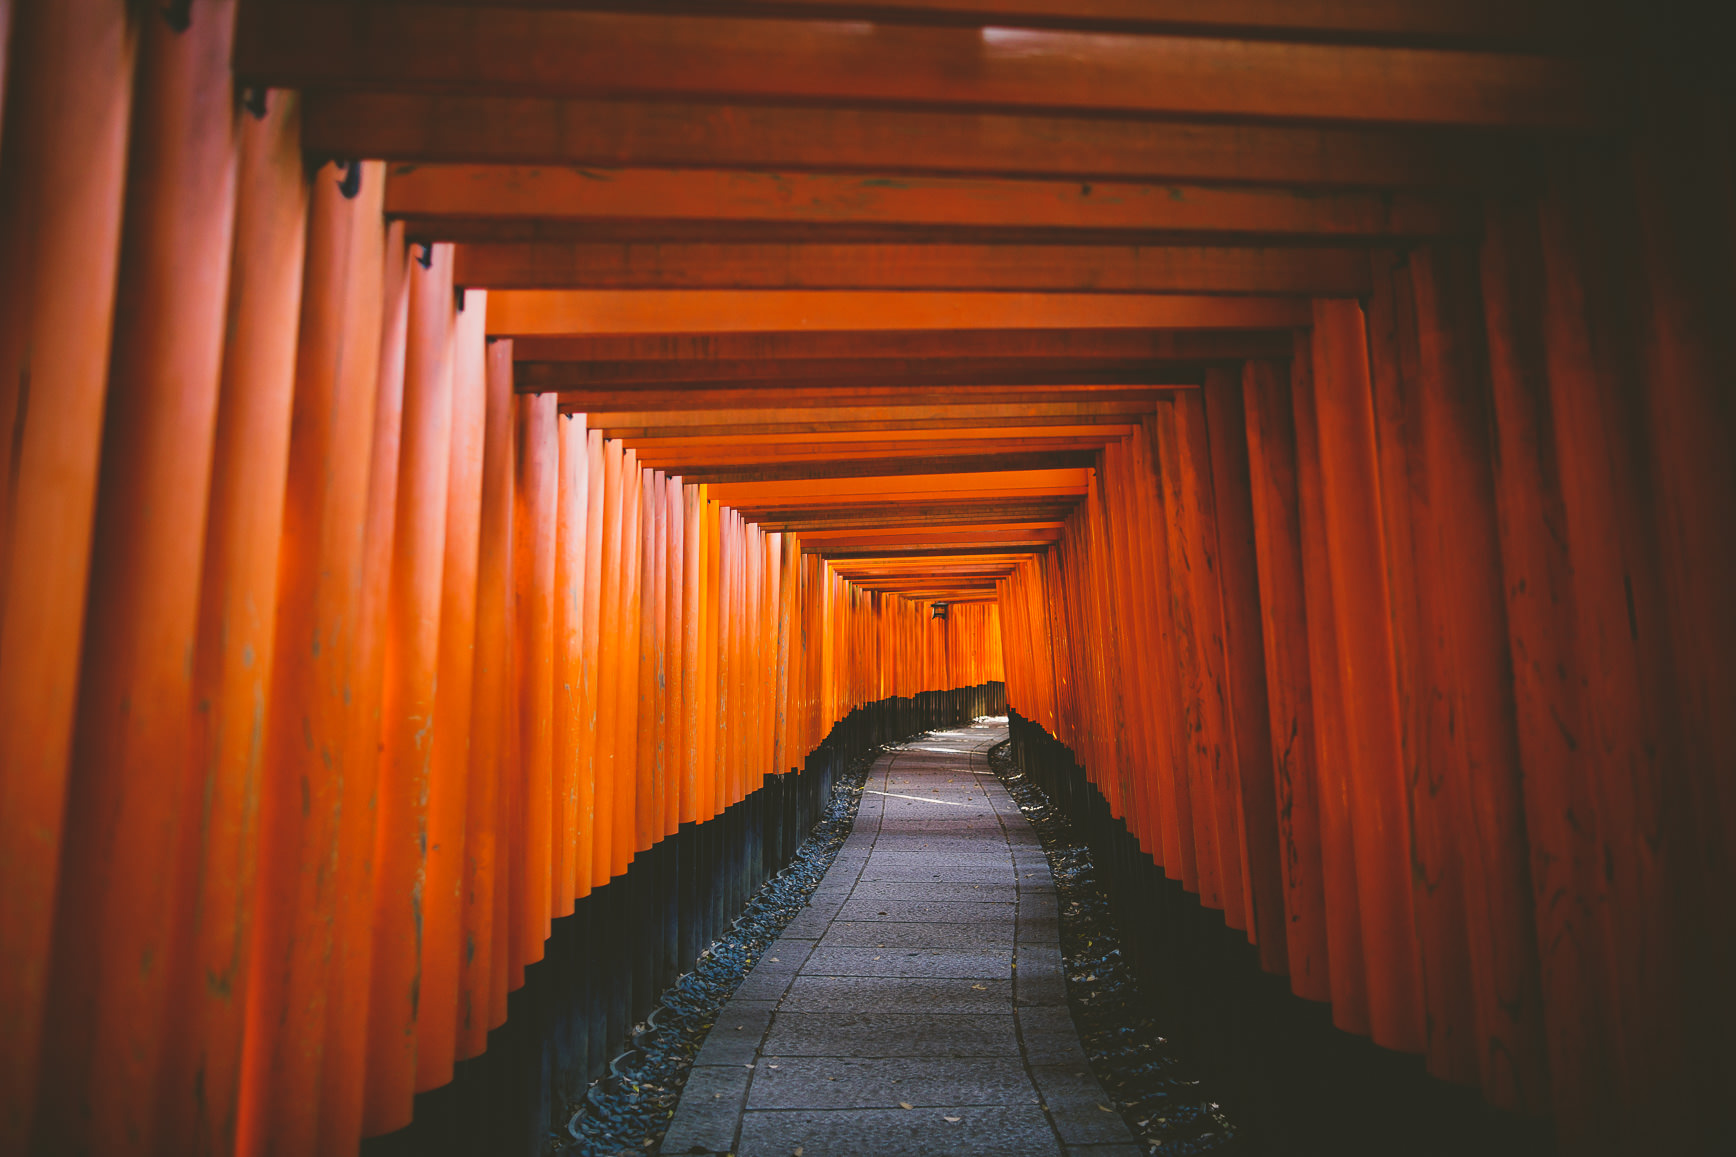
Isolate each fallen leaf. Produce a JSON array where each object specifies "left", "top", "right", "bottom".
[
  {"left": 794, "top": 1149, "right": 804, "bottom": 1156},
  {"left": 970, "top": 983, "right": 987, "bottom": 991},
  {"left": 899, "top": 1102, "right": 914, "bottom": 1111},
  {"left": 944, "top": 1116, "right": 962, "bottom": 1124},
  {"left": 769, "top": 1064, "right": 780, "bottom": 1070},
  {"left": 1098, "top": 1104, "right": 1114, "bottom": 1113}
]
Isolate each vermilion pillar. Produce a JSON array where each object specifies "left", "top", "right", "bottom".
[
  {"left": 366, "top": 241, "right": 456, "bottom": 1135},
  {"left": 163, "top": 88, "right": 307, "bottom": 1157},
  {"left": 321, "top": 217, "right": 409, "bottom": 1156},
  {"left": 39, "top": 4, "right": 239, "bottom": 1150},
  {"left": 1408, "top": 244, "right": 1546, "bottom": 1108},
  {"left": 578, "top": 427, "right": 606, "bottom": 895},
  {"left": 239, "top": 160, "right": 386, "bottom": 1157},
  {"left": 1241, "top": 358, "right": 1330, "bottom": 1002},
  {"left": 1202, "top": 367, "right": 1289, "bottom": 974},
  {"left": 460, "top": 338, "right": 515, "bottom": 1057},
  {"left": 1290, "top": 333, "right": 1368, "bottom": 1037},
  {"left": 0, "top": 5, "right": 137, "bottom": 1146},
  {"left": 512, "top": 393, "right": 558, "bottom": 969},
  {"left": 554, "top": 411, "right": 590, "bottom": 907},
  {"left": 417, "top": 287, "right": 489, "bottom": 1093}
]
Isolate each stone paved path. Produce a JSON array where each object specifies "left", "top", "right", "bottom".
[{"left": 661, "top": 719, "right": 1139, "bottom": 1157}]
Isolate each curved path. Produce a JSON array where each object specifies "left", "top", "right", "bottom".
[{"left": 661, "top": 719, "right": 1138, "bottom": 1157}]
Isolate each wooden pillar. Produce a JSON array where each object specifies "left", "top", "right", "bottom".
[
  {"left": 577, "top": 427, "right": 605, "bottom": 896},
  {"left": 365, "top": 241, "right": 456, "bottom": 1135},
  {"left": 1241, "top": 358, "right": 1330, "bottom": 1002},
  {"left": 593, "top": 441, "right": 624, "bottom": 881},
  {"left": 553, "top": 412, "right": 589, "bottom": 910},
  {"left": 237, "top": 160, "right": 386, "bottom": 1157},
  {"left": 416, "top": 286, "right": 488, "bottom": 1093},
  {"left": 1151, "top": 402, "right": 1224, "bottom": 909},
  {"left": 460, "top": 339, "right": 516, "bottom": 1057},
  {"left": 1203, "top": 367, "right": 1289, "bottom": 975},
  {"left": 0, "top": 2, "right": 136, "bottom": 1146},
  {"left": 320, "top": 215, "right": 408, "bottom": 1157},
  {"left": 613, "top": 449, "right": 643, "bottom": 875},
  {"left": 1626, "top": 104, "right": 1736, "bottom": 1141},
  {"left": 46, "top": 0, "right": 238, "bottom": 1135},
  {"left": 637, "top": 468, "right": 663, "bottom": 853},
  {"left": 1290, "top": 332, "right": 1368, "bottom": 1037},
  {"left": 158, "top": 88, "right": 307, "bottom": 1157},
  {"left": 1309, "top": 297, "right": 1425, "bottom": 1054},
  {"left": 682, "top": 485, "right": 704, "bottom": 818},
  {"left": 1408, "top": 243, "right": 1547, "bottom": 1108},
  {"left": 1363, "top": 250, "right": 1479, "bottom": 1086},
  {"left": 512, "top": 393, "right": 558, "bottom": 967}
]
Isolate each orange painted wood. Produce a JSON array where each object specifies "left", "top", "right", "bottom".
[
  {"left": 1626, "top": 113, "right": 1736, "bottom": 1142},
  {"left": 1406, "top": 243, "right": 1547, "bottom": 1107},
  {"left": 304, "top": 91, "right": 1519, "bottom": 190},
  {"left": 0, "top": 2, "right": 136, "bottom": 1144},
  {"left": 1312, "top": 303, "right": 1425, "bottom": 1048},
  {"left": 416, "top": 288, "right": 488, "bottom": 1093},
  {"left": 397, "top": 166, "right": 1469, "bottom": 240},
  {"left": 1362, "top": 248, "right": 1474, "bottom": 1082},
  {"left": 38, "top": 3, "right": 240, "bottom": 1147},
  {"left": 512, "top": 394, "right": 559, "bottom": 967},
  {"left": 681, "top": 486, "right": 704, "bottom": 820},
  {"left": 593, "top": 440, "right": 624, "bottom": 880},
  {"left": 1240, "top": 360, "right": 1330, "bottom": 1004},
  {"left": 238, "top": 162, "right": 387, "bottom": 1157},
  {"left": 553, "top": 412, "right": 589, "bottom": 907},
  {"left": 1519, "top": 164, "right": 1689, "bottom": 1147},
  {"left": 461, "top": 338, "right": 517, "bottom": 1055},
  {"left": 1202, "top": 368, "right": 1289, "bottom": 975},
  {"left": 487, "top": 290, "right": 1309, "bottom": 336},
  {"left": 1177, "top": 390, "right": 1252, "bottom": 931},
  {"left": 578, "top": 427, "right": 606, "bottom": 895},
  {"left": 637, "top": 467, "right": 663, "bottom": 853},
  {"left": 1151, "top": 403, "right": 1223, "bottom": 908},
  {"left": 613, "top": 448, "right": 643, "bottom": 873},
  {"left": 319, "top": 211, "right": 405, "bottom": 1157},
  {"left": 1289, "top": 332, "right": 1368, "bottom": 1037},
  {"left": 663, "top": 474, "right": 685, "bottom": 834},
  {"left": 240, "top": 6, "right": 1596, "bottom": 129},
  {"left": 365, "top": 241, "right": 457, "bottom": 1134},
  {"left": 455, "top": 240, "right": 1376, "bottom": 295},
  {"left": 165, "top": 91, "right": 307, "bottom": 1157}
]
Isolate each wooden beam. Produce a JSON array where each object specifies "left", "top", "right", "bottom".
[
  {"left": 394, "top": 166, "right": 1471, "bottom": 241},
  {"left": 520, "top": 359, "right": 1180, "bottom": 389},
  {"left": 485, "top": 290, "right": 1311, "bottom": 335},
  {"left": 590, "top": 401, "right": 1161, "bottom": 435},
  {"left": 623, "top": 422, "right": 1134, "bottom": 449},
  {"left": 590, "top": 408, "right": 1159, "bottom": 439},
  {"left": 709, "top": 467, "right": 1090, "bottom": 506},
  {"left": 665, "top": 449, "right": 1098, "bottom": 483},
  {"left": 239, "top": 6, "right": 1597, "bottom": 128},
  {"left": 401, "top": 0, "right": 1547, "bottom": 45},
  {"left": 743, "top": 498, "right": 1078, "bottom": 530},
  {"left": 303, "top": 93, "right": 1528, "bottom": 190},
  {"left": 511, "top": 326, "right": 1293, "bottom": 362},
  {"left": 454, "top": 240, "right": 1376, "bottom": 294},
  {"left": 553, "top": 386, "right": 1177, "bottom": 412}
]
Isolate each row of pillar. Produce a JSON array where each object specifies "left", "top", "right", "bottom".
[
  {"left": 0, "top": 21, "right": 1008, "bottom": 1156},
  {"left": 997, "top": 127, "right": 1733, "bottom": 1154}
]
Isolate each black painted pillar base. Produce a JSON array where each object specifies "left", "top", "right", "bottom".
[{"left": 361, "top": 682, "right": 1005, "bottom": 1157}]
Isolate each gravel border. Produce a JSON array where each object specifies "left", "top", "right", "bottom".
[
  {"left": 559, "top": 739, "right": 894, "bottom": 1156},
  {"left": 987, "top": 737, "right": 1242, "bottom": 1156}
]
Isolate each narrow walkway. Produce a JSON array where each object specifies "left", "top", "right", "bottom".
[{"left": 661, "top": 720, "right": 1138, "bottom": 1157}]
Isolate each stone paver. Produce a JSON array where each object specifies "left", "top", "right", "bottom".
[{"left": 661, "top": 719, "right": 1135, "bottom": 1157}]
